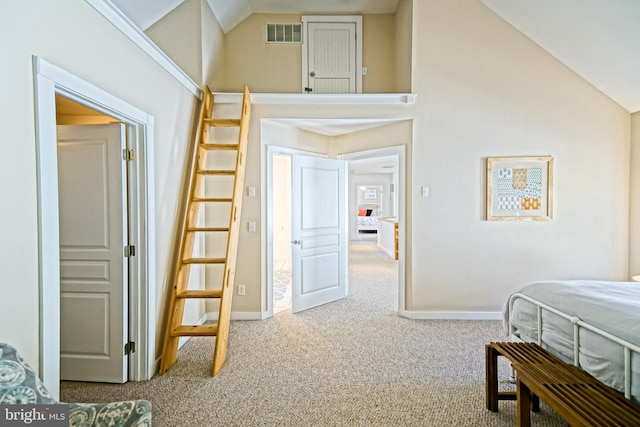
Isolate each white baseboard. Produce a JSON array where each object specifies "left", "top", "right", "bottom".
[{"left": 404, "top": 311, "right": 502, "bottom": 320}]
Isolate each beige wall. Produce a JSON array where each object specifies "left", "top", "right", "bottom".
[
  {"left": 0, "top": 0, "right": 199, "bottom": 371},
  {"left": 395, "top": 0, "right": 413, "bottom": 92},
  {"left": 630, "top": 113, "right": 640, "bottom": 277},
  {"left": 223, "top": 13, "right": 398, "bottom": 93},
  {"left": 409, "top": 0, "right": 630, "bottom": 311},
  {"left": 362, "top": 14, "right": 396, "bottom": 93},
  {"left": 146, "top": 0, "right": 225, "bottom": 89},
  {"left": 224, "top": 14, "right": 302, "bottom": 93},
  {"left": 146, "top": 0, "right": 204, "bottom": 84},
  {"left": 201, "top": 0, "right": 225, "bottom": 89}
]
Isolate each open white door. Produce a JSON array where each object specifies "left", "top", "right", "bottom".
[
  {"left": 291, "top": 155, "right": 347, "bottom": 313},
  {"left": 57, "top": 124, "right": 128, "bottom": 383}
]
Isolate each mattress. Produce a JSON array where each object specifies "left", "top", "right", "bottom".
[{"left": 503, "top": 280, "right": 640, "bottom": 401}]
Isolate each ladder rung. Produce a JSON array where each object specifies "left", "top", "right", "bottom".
[
  {"left": 203, "top": 118, "right": 241, "bottom": 127},
  {"left": 183, "top": 258, "right": 226, "bottom": 264},
  {"left": 191, "top": 197, "right": 232, "bottom": 203},
  {"left": 201, "top": 143, "right": 238, "bottom": 151},
  {"left": 186, "top": 227, "right": 230, "bottom": 232},
  {"left": 171, "top": 324, "right": 218, "bottom": 337},
  {"left": 177, "top": 290, "right": 223, "bottom": 299},
  {"left": 197, "top": 169, "right": 236, "bottom": 176}
]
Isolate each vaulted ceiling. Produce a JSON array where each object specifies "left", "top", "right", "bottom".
[
  {"left": 111, "top": 0, "right": 640, "bottom": 112},
  {"left": 480, "top": 0, "right": 640, "bottom": 113}
]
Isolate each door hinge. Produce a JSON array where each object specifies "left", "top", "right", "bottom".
[
  {"left": 124, "top": 245, "right": 136, "bottom": 257},
  {"left": 124, "top": 341, "right": 136, "bottom": 355},
  {"left": 122, "top": 148, "right": 135, "bottom": 161}
]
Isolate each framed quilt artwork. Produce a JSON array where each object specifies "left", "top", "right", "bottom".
[{"left": 486, "top": 156, "right": 553, "bottom": 221}]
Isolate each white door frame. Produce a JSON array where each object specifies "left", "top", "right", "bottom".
[
  {"left": 339, "top": 146, "right": 407, "bottom": 317},
  {"left": 33, "top": 57, "right": 156, "bottom": 397},
  {"left": 301, "top": 15, "right": 363, "bottom": 94},
  {"left": 263, "top": 144, "right": 326, "bottom": 318}
]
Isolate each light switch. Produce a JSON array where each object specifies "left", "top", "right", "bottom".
[
  {"left": 248, "top": 222, "right": 256, "bottom": 232},
  {"left": 421, "top": 186, "right": 429, "bottom": 197},
  {"left": 247, "top": 186, "right": 256, "bottom": 197}
]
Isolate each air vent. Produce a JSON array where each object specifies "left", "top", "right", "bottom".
[{"left": 266, "top": 23, "right": 302, "bottom": 43}]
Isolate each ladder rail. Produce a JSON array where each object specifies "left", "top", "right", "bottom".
[
  {"left": 159, "top": 85, "right": 251, "bottom": 376},
  {"left": 159, "top": 89, "right": 210, "bottom": 374},
  {"left": 212, "top": 85, "right": 251, "bottom": 374}
]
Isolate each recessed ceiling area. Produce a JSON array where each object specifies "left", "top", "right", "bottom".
[
  {"left": 349, "top": 155, "right": 398, "bottom": 175},
  {"left": 264, "top": 118, "right": 402, "bottom": 174}
]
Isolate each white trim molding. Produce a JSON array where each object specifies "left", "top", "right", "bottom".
[
  {"left": 33, "top": 57, "right": 156, "bottom": 397},
  {"left": 213, "top": 92, "right": 417, "bottom": 105},
  {"left": 85, "top": 0, "right": 202, "bottom": 98}
]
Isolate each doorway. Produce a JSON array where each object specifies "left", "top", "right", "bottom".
[
  {"left": 264, "top": 138, "right": 406, "bottom": 318},
  {"left": 56, "top": 98, "right": 130, "bottom": 383},
  {"left": 34, "top": 58, "right": 156, "bottom": 397},
  {"left": 302, "top": 16, "right": 363, "bottom": 94}
]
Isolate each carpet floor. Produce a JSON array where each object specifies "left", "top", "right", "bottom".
[{"left": 61, "top": 242, "right": 567, "bottom": 426}]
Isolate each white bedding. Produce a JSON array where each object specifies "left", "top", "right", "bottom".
[
  {"left": 357, "top": 205, "right": 381, "bottom": 231},
  {"left": 357, "top": 215, "right": 379, "bottom": 229},
  {"left": 504, "top": 280, "right": 640, "bottom": 401}
]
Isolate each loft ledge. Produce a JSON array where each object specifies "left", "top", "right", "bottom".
[{"left": 212, "top": 92, "right": 417, "bottom": 105}]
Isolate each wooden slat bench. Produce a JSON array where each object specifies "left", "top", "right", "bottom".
[{"left": 486, "top": 342, "right": 640, "bottom": 426}]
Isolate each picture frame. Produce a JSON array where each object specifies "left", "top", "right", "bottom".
[
  {"left": 364, "top": 189, "right": 377, "bottom": 199},
  {"left": 486, "top": 156, "right": 553, "bottom": 221}
]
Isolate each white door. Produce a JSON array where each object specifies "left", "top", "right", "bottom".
[
  {"left": 57, "top": 124, "right": 128, "bottom": 383},
  {"left": 305, "top": 22, "right": 357, "bottom": 93},
  {"left": 291, "top": 156, "right": 347, "bottom": 313}
]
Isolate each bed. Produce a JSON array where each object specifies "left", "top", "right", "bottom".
[
  {"left": 503, "top": 280, "right": 640, "bottom": 403},
  {"left": 356, "top": 203, "right": 381, "bottom": 232}
]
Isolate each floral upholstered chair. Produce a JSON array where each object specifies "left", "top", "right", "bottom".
[{"left": 0, "top": 343, "right": 151, "bottom": 426}]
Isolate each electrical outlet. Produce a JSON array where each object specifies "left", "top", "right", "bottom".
[
  {"left": 248, "top": 222, "right": 256, "bottom": 232},
  {"left": 238, "top": 284, "right": 246, "bottom": 296}
]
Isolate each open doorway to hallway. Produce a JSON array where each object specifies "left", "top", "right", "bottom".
[{"left": 268, "top": 148, "right": 403, "bottom": 315}]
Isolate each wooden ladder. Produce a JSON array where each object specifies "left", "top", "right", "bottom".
[{"left": 159, "top": 85, "right": 251, "bottom": 376}]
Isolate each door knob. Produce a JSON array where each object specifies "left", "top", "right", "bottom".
[
  {"left": 291, "top": 240, "right": 302, "bottom": 245},
  {"left": 310, "top": 71, "right": 316, "bottom": 77}
]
